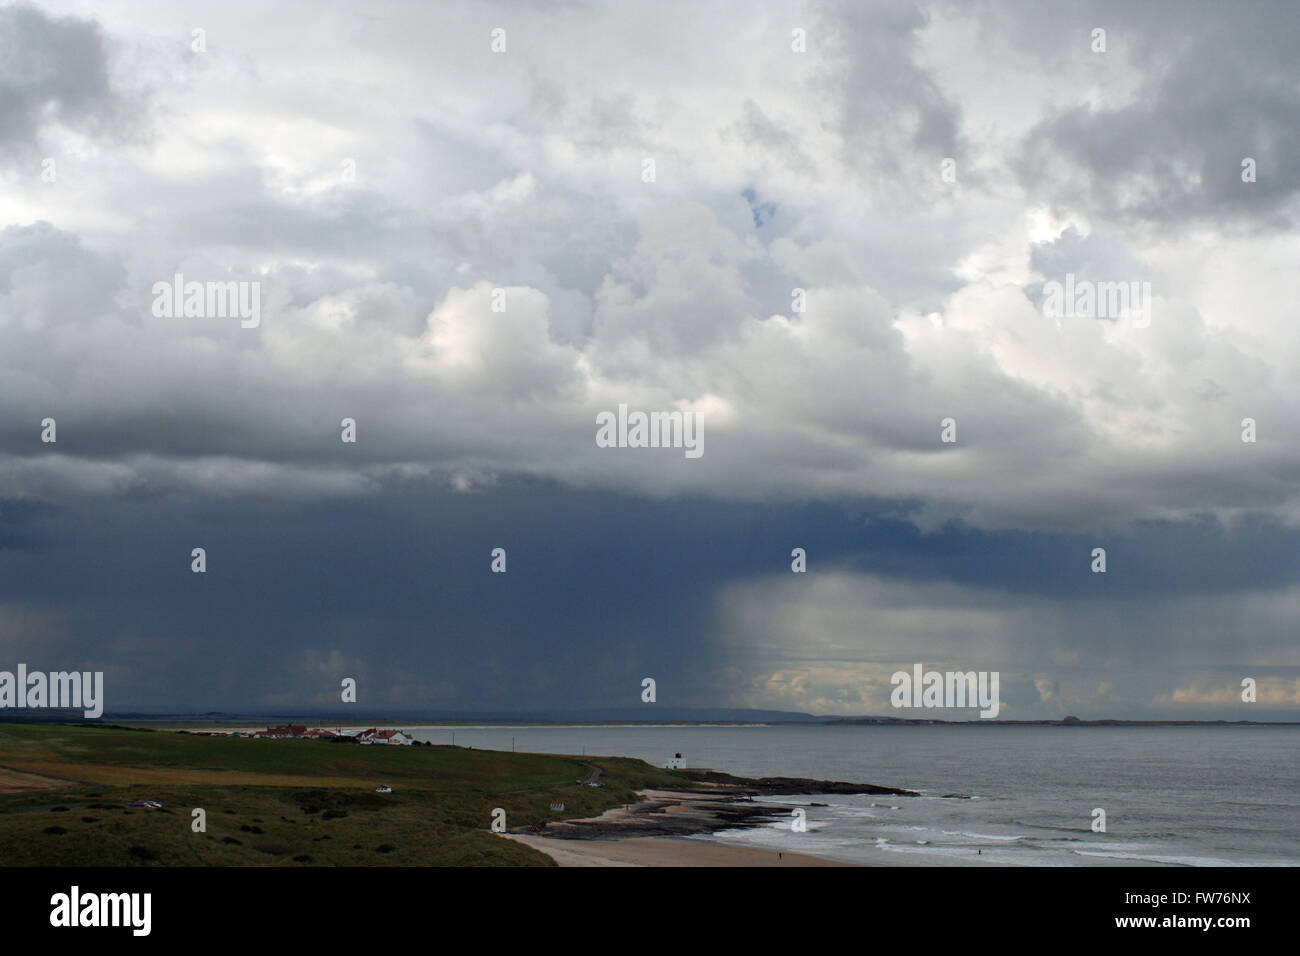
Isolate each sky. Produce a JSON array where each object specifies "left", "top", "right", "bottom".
[{"left": 1, "top": 0, "right": 1298, "bottom": 719}]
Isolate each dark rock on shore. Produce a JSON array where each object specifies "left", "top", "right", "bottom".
[
  {"left": 519, "top": 769, "right": 919, "bottom": 841},
  {"left": 525, "top": 794, "right": 782, "bottom": 840},
  {"left": 679, "top": 769, "right": 918, "bottom": 797}
]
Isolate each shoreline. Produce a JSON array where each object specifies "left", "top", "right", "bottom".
[
  {"left": 502, "top": 783, "right": 964, "bottom": 867},
  {"left": 505, "top": 832, "right": 993, "bottom": 867},
  {"left": 509, "top": 775, "right": 918, "bottom": 843},
  {"left": 505, "top": 832, "right": 860, "bottom": 867}
]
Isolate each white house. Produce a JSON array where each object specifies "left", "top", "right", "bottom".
[{"left": 357, "top": 728, "right": 414, "bottom": 746}]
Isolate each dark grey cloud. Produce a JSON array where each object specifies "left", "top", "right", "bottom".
[
  {"left": 2, "top": 484, "right": 1297, "bottom": 717},
  {"left": 0, "top": 0, "right": 1296, "bottom": 719},
  {"left": 1010, "top": 0, "right": 1300, "bottom": 228},
  {"left": 0, "top": 3, "right": 125, "bottom": 153},
  {"left": 815, "top": 0, "right": 970, "bottom": 197}
]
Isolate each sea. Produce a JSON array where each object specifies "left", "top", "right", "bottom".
[{"left": 408, "top": 723, "right": 1298, "bottom": 866}]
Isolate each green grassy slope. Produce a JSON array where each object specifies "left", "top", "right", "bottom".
[{"left": 0, "top": 723, "right": 692, "bottom": 866}]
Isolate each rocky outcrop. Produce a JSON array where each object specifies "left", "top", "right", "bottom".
[
  {"left": 679, "top": 769, "right": 918, "bottom": 797},
  {"left": 520, "top": 770, "right": 919, "bottom": 841}
]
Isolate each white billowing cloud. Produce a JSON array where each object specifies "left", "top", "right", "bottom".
[
  {"left": 413, "top": 282, "right": 581, "bottom": 403},
  {"left": 1, "top": 0, "right": 1298, "bottom": 536}
]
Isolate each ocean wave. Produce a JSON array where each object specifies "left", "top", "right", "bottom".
[
  {"left": 940, "top": 830, "right": 1024, "bottom": 842},
  {"left": 1071, "top": 849, "right": 1242, "bottom": 866}
]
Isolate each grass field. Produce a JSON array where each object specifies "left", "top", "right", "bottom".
[{"left": 0, "top": 723, "right": 692, "bottom": 866}]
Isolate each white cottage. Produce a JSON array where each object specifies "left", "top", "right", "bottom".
[{"left": 357, "top": 728, "right": 414, "bottom": 746}]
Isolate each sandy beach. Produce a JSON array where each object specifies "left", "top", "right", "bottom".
[
  {"left": 500, "top": 782, "right": 997, "bottom": 866},
  {"left": 506, "top": 833, "right": 855, "bottom": 866},
  {"left": 503, "top": 786, "right": 872, "bottom": 866}
]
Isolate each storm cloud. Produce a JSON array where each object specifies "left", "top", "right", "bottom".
[{"left": 1, "top": 0, "right": 1297, "bottom": 718}]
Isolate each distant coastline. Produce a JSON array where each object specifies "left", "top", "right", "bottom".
[{"left": 2, "top": 713, "right": 1298, "bottom": 728}]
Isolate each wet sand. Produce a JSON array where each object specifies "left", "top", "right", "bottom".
[
  {"left": 501, "top": 785, "right": 989, "bottom": 866},
  {"left": 504, "top": 786, "right": 870, "bottom": 866},
  {"left": 506, "top": 833, "right": 856, "bottom": 866}
]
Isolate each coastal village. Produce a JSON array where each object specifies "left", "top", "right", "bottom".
[{"left": 181, "top": 724, "right": 426, "bottom": 745}]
